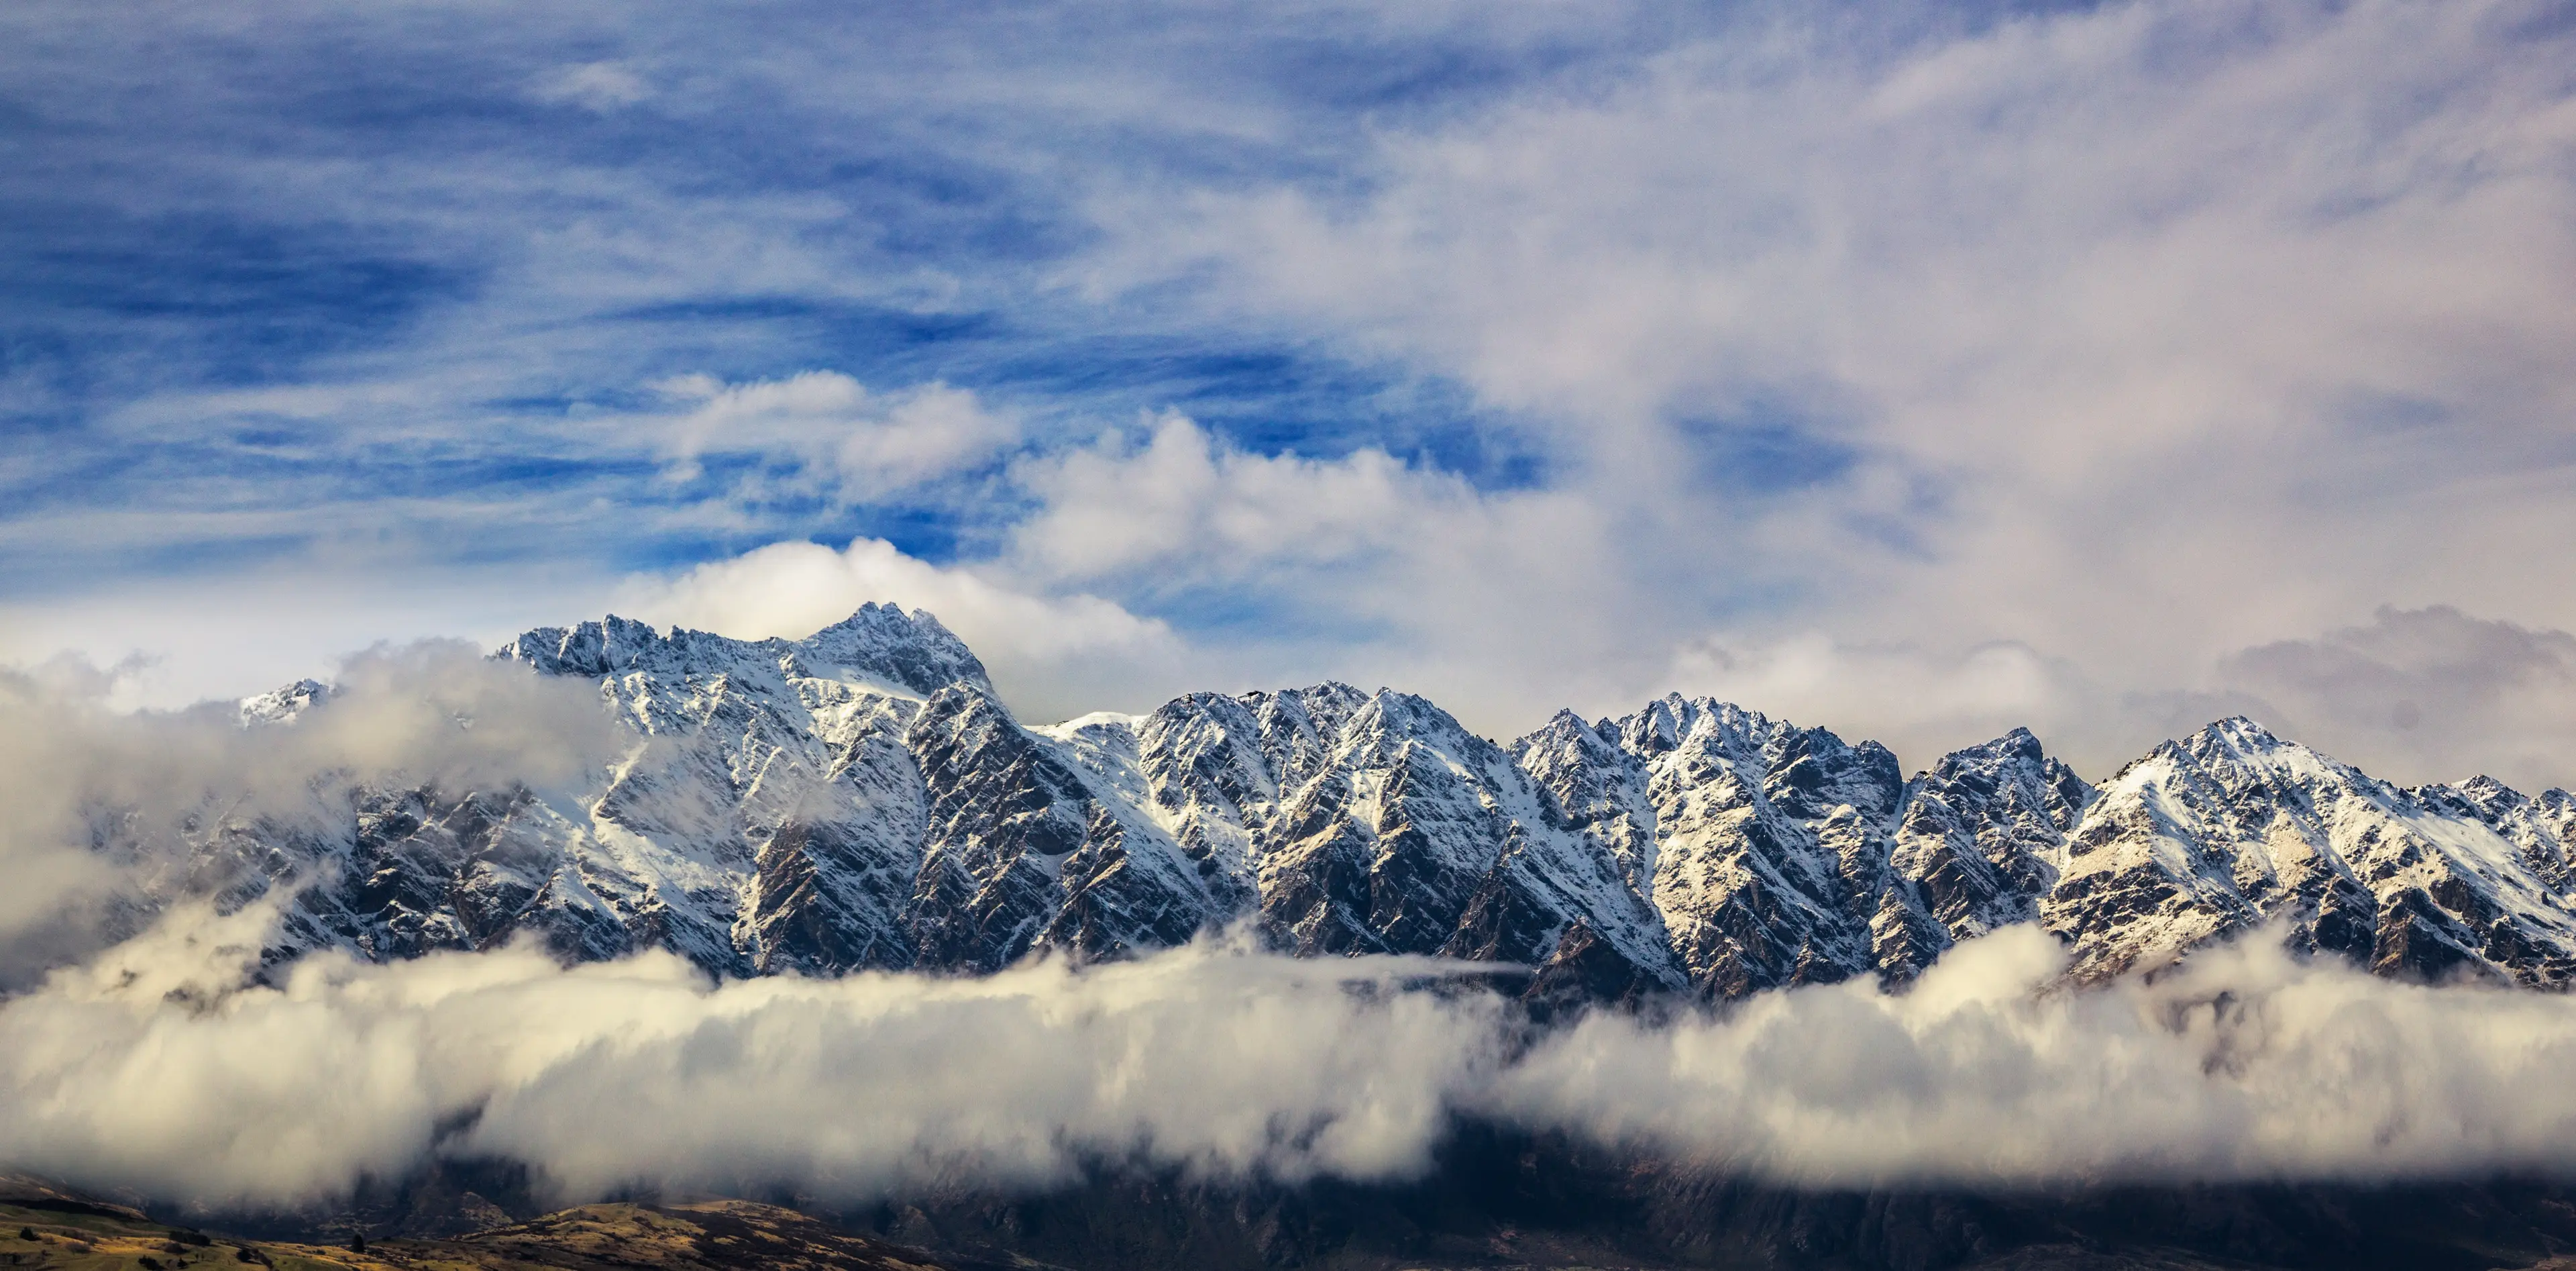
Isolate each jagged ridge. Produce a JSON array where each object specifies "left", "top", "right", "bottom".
[{"left": 191, "top": 608, "right": 2576, "bottom": 997}]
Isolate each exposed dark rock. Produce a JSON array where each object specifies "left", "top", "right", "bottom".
[{"left": 104, "top": 608, "right": 2573, "bottom": 1005}]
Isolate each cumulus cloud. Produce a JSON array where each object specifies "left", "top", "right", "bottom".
[
  {"left": 1000, "top": 413, "right": 1667, "bottom": 727},
  {"left": 623, "top": 536, "right": 1190, "bottom": 721},
  {"left": 18, "top": 914, "right": 2576, "bottom": 1213},
  {"left": 1085, "top": 0, "right": 2576, "bottom": 760},
  {"left": 618, "top": 412, "right": 1657, "bottom": 731},
  {"left": 612, "top": 407, "right": 2576, "bottom": 786},
  {"left": 660, "top": 372, "right": 1022, "bottom": 504},
  {"left": 1011, "top": 413, "right": 1477, "bottom": 581}
]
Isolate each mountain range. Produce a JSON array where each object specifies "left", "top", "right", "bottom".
[{"left": 200, "top": 605, "right": 2576, "bottom": 999}]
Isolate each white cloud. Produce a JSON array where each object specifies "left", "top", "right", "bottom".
[
  {"left": 661, "top": 372, "right": 1022, "bottom": 503},
  {"left": 1656, "top": 630, "right": 2271, "bottom": 781},
  {"left": 1082, "top": 0, "right": 2576, "bottom": 760},
  {"left": 1001, "top": 414, "right": 1669, "bottom": 729},
  {"left": 2215, "top": 605, "right": 2576, "bottom": 793},
  {"left": 0, "top": 570, "right": 625, "bottom": 714},
  {"left": 20, "top": 912, "right": 2576, "bottom": 1211},
  {"left": 1497, "top": 923, "right": 2576, "bottom": 1185},
  {"left": 533, "top": 61, "right": 653, "bottom": 112},
  {"left": 0, "top": 642, "right": 621, "bottom": 985},
  {"left": 0, "top": 925, "right": 1501, "bottom": 1211},
  {"left": 623, "top": 536, "right": 1189, "bottom": 722},
  {"left": 1655, "top": 607, "right": 2576, "bottom": 791},
  {"left": 1012, "top": 412, "right": 1485, "bottom": 580}
]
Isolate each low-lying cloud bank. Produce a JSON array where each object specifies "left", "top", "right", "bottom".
[
  {"left": 0, "top": 913, "right": 1503, "bottom": 1212},
  {"left": 8, "top": 636, "right": 2576, "bottom": 1213},
  {"left": 1499, "top": 927, "right": 2576, "bottom": 1184},
  {"left": 9, "top": 911, "right": 2576, "bottom": 1215}
]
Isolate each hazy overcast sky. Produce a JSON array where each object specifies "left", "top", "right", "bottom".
[{"left": 3, "top": 0, "right": 2573, "bottom": 786}]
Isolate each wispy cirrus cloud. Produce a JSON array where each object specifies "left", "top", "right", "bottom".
[
  {"left": 1061, "top": 0, "right": 2576, "bottom": 772},
  {"left": 2, "top": 0, "right": 2573, "bottom": 788}
]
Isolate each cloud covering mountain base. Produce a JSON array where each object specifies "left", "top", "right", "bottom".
[{"left": 10, "top": 907, "right": 2576, "bottom": 1217}]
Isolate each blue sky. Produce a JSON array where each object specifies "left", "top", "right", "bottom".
[
  {"left": 0, "top": 2, "right": 1628, "bottom": 581},
  {"left": 6, "top": 0, "right": 2576, "bottom": 787}
]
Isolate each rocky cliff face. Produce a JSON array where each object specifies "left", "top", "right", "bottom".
[
  {"left": 1889, "top": 728, "right": 2091, "bottom": 967},
  {"left": 181, "top": 607, "right": 2576, "bottom": 997},
  {"left": 2047, "top": 717, "right": 2576, "bottom": 986}
]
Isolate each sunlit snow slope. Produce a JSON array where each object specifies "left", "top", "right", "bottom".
[{"left": 192, "top": 609, "right": 2576, "bottom": 996}]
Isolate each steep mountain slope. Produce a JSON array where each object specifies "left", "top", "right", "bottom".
[
  {"left": 905, "top": 687, "right": 1217, "bottom": 972},
  {"left": 1888, "top": 728, "right": 2094, "bottom": 968},
  {"left": 1057, "top": 685, "right": 1683, "bottom": 995},
  {"left": 2047, "top": 717, "right": 2576, "bottom": 985},
  {"left": 1510, "top": 696, "right": 2094, "bottom": 996},
  {"left": 181, "top": 606, "right": 2576, "bottom": 998},
  {"left": 1514, "top": 697, "right": 1910, "bottom": 997}
]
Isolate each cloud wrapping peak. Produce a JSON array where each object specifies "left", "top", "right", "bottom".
[
  {"left": 1654, "top": 605, "right": 2576, "bottom": 790},
  {"left": 624, "top": 536, "right": 1185, "bottom": 721},
  {"left": 0, "top": 643, "right": 621, "bottom": 984}
]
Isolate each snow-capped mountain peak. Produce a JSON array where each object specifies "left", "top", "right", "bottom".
[
  {"left": 174, "top": 609, "right": 2576, "bottom": 1002},
  {"left": 2050, "top": 715, "right": 2576, "bottom": 984},
  {"left": 238, "top": 677, "right": 333, "bottom": 727}
]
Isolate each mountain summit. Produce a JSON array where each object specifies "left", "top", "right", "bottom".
[{"left": 200, "top": 608, "right": 2576, "bottom": 998}]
